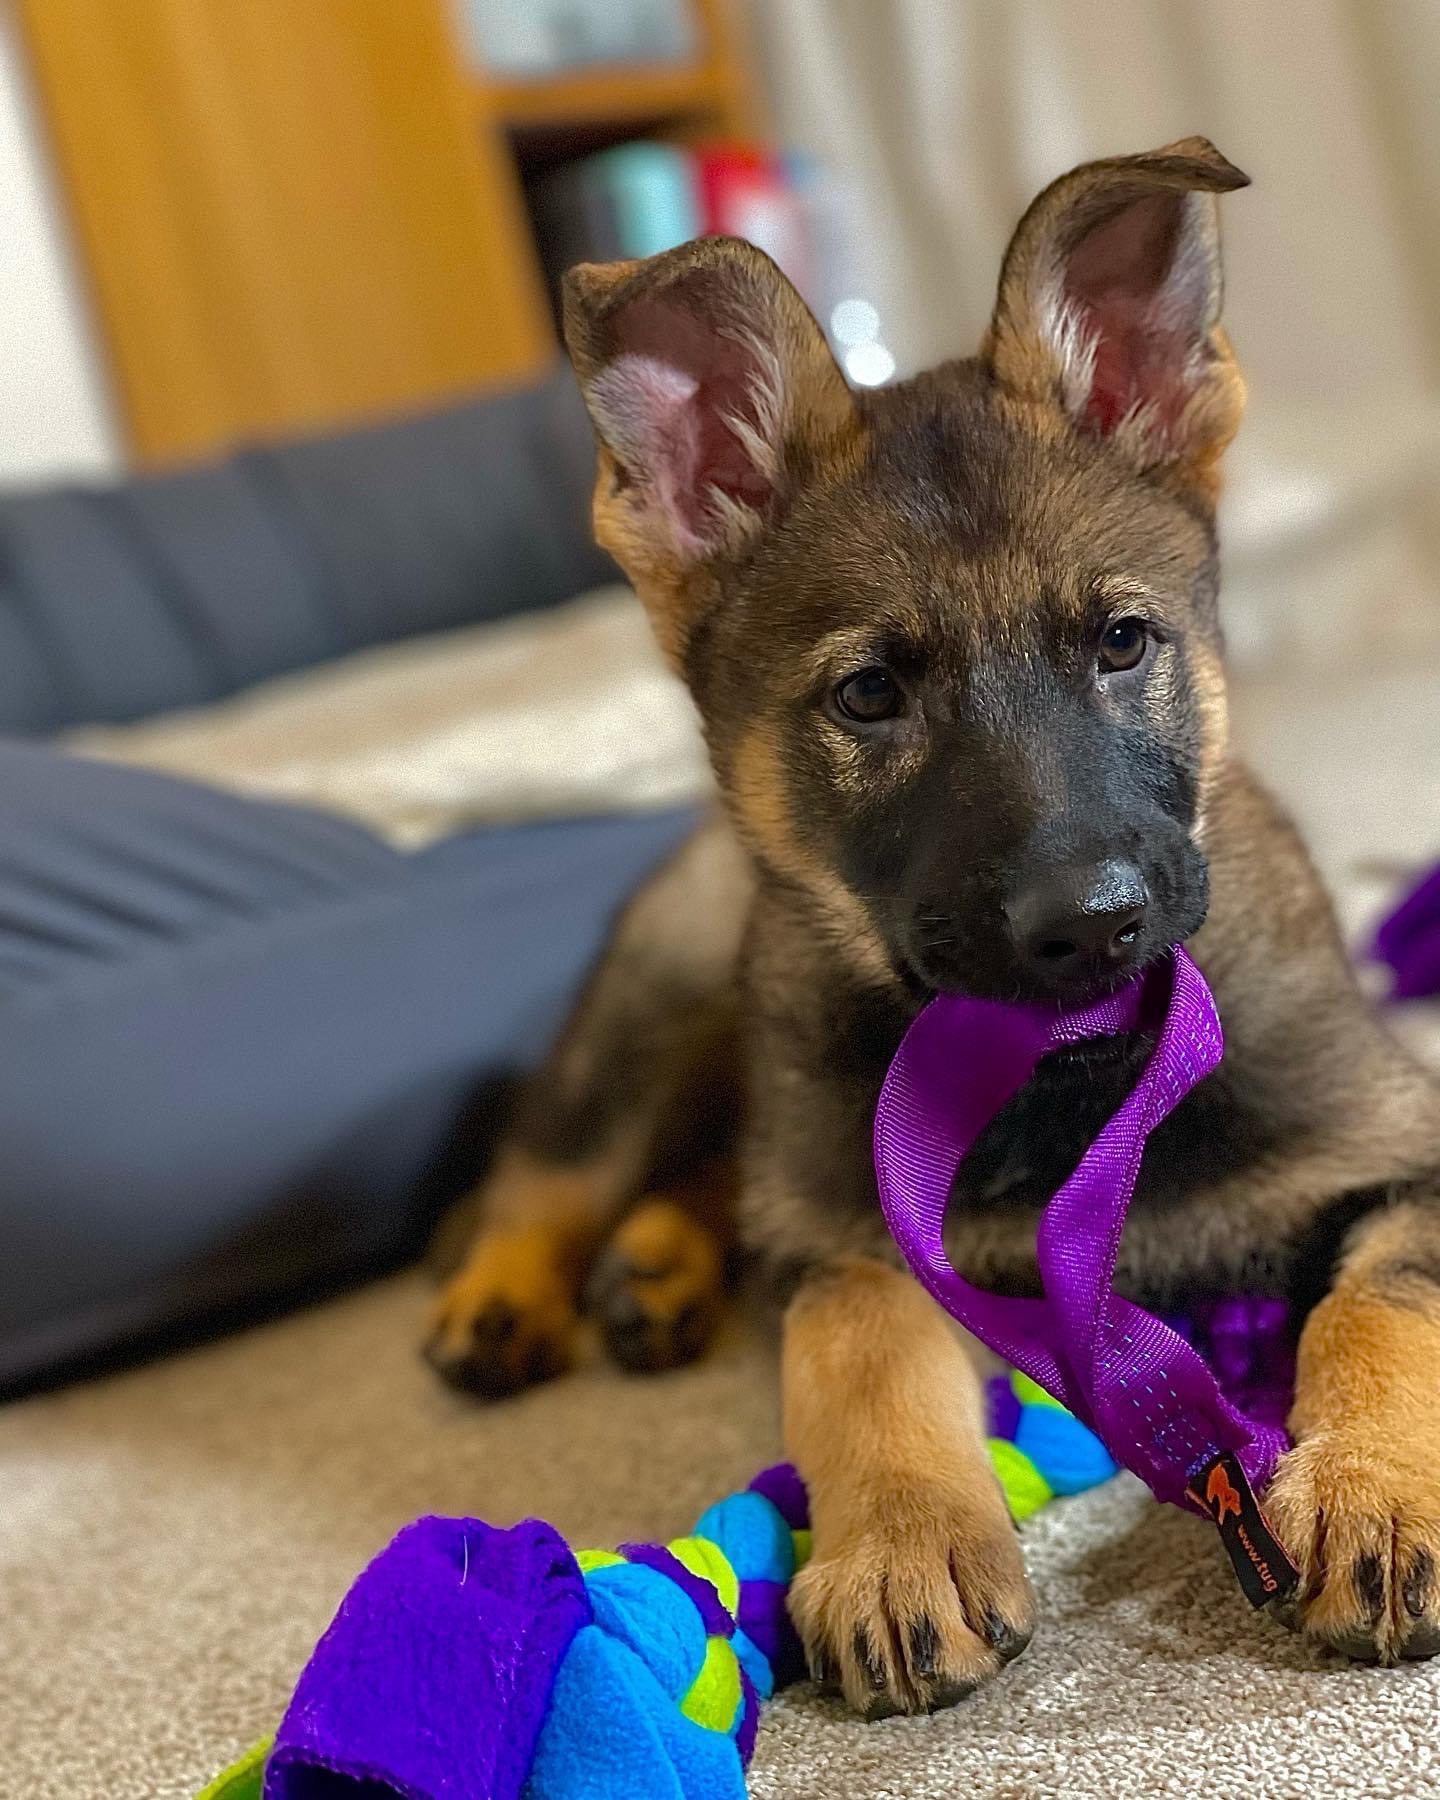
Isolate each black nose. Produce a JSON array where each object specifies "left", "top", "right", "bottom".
[{"left": 1005, "top": 859, "right": 1148, "bottom": 983}]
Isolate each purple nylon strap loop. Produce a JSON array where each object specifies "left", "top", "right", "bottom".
[{"left": 874, "top": 947, "right": 1290, "bottom": 1510}]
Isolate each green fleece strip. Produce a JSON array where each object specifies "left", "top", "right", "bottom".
[{"left": 197, "top": 1738, "right": 271, "bottom": 1800}]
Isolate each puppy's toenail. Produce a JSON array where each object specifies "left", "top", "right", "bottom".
[
  {"left": 603, "top": 1307, "right": 659, "bottom": 1373},
  {"left": 853, "top": 1626, "right": 888, "bottom": 1692},
  {"left": 983, "top": 1608, "right": 1032, "bottom": 1662},
  {"left": 907, "top": 1615, "right": 939, "bottom": 1678},
  {"left": 926, "top": 1678, "right": 977, "bottom": 1712},
  {"left": 433, "top": 1353, "right": 524, "bottom": 1402},
  {"left": 1328, "top": 1630, "right": 1382, "bottom": 1664},
  {"left": 605, "top": 1291, "right": 649, "bottom": 1334},
  {"left": 472, "top": 1300, "right": 516, "bottom": 1346},
  {"left": 1352, "top": 1552, "right": 1385, "bottom": 1625},
  {"left": 1404, "top": 1548, "right": 1434, "bottom": 1618},
  {"left": 808, "top": 1645, "right": 840, "bottom": 1689},
  {"left": 673, "top": 1300, "right": 705, "bottom": 1344}
]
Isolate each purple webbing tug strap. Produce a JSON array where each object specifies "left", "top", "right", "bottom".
[{"left": 873, "top": 948, "right": 1290, "bottom": 1513}]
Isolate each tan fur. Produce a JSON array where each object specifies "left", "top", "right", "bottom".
[
  {"left": 784, "top": 1260, "right": 1033, "bottom": 1714},
  {"left": 730, "top": 724, "right": 894, "bottom": 985},
  {"left": 1187, "top": 635, "right": 1231, "bottom": 840},
  {"left": 426, "top": 1151, "right": 613, "bottom": 1388},
  {"left": 428, "top": 1227, "right": 581, "bottom": 1372}
]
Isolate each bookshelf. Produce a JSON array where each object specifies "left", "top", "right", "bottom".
[
  {"left": 492, "top": 63, "right": 738, "bottom": 134},
  {"left": 15, "top": 0, "right": 761, "bottom": 467},
  {"left": 484, "top": 0, "right": 756, "bottom": 139}
]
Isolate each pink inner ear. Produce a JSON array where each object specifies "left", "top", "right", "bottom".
[
  {"left": 596, "top": 290, "right": 777, "bottom": 552},
  {"left": 1064, "top": 193, "right": 1204, "bottom": 437}
]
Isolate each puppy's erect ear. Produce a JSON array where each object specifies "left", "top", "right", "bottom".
[
  {"left": 563, "top": 237, "right": 858, "bottom": 660},
  {"left": 985, "top": 137, "right": 1250, "bottom": 501}
]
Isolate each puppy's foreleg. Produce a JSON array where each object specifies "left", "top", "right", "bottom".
[
  {"left": 1267, "top": 1192, "right": 1440, "bottom": 1661},
  {"left": 784, "top": 1258, "right": 1035, "bottom": 1716}
]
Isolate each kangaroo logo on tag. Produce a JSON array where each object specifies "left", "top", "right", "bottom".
[
  {"left": 1205, "top": 1461, "right": 1243, "bottom": 1525},
  {"left": 1187, "top": 1450, "right": 1299, "bottom": 1608}
]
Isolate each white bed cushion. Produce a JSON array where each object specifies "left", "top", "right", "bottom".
[{"left": 65, "top": 586, "right": 713, "bottom": 849}]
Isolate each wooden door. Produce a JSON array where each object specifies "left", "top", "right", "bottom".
[{"left": 18, "top": 0, "right": 554, "bottom": 464}]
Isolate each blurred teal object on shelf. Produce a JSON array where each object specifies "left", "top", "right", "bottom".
[{"left": 596, "top": 143, "right": 702, "bottom": 258}]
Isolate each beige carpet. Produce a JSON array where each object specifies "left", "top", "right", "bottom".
[
  {"left": 5, "top": 666, "right": 1440, "bottom": 1800},
  {"left": 5, "top": 1267, "right": 1440, "bottom": 1800}
]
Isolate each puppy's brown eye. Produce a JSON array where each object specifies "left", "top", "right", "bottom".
[
  {"left": 1098, "top": 618, "right": 1149, "bottom": 674},
  {"left": 834, "top": 667, "right": 902, "bottom": 723}
]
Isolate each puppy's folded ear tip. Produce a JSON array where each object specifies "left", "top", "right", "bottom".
[
  {"left": 1152, "top": 135, "right": 1251, "bottom": 192},
  {"left": 562, "top": 257, "right": 638, "bottom": 318},
  {"left": 563, "top": 237, "right": 772, "bottom": 304},
  {"left": 561, "top": 238, "right": 785, "bottom": 363},
  {"left": 561, "top": 260, "right": 612, "bottom": 308},
  {"left": 561, "top": 258, "right": 644, "bottom": 371}
]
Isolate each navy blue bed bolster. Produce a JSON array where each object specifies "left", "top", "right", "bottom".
[
  {"left": 0, "top": 369, "right": 612, "bottom": 735},
  {"left": 0, "top": 738, "right": 697, "bottom": 1390}
]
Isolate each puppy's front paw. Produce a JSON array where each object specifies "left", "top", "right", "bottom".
[
  {"left": 425, "top": 1227, "right": 579, "bottom": 1399},
  {"left": 1266, "top": 1434, "right": 1440, "bottom": 1663},
  {"left": 789, "top": 1478, "right": 1034, "bottom": 1717}
]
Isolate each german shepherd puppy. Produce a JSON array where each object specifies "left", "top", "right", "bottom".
[{"left": 427, "top": 140, "right": 1440, "bottom": 1710}]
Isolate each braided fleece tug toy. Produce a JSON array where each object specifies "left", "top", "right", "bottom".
[
  {"left": 200, "top": 1385, "right": 1117, "bottom": 1800},
  {"left": 203, "top": 947, "right": 1308, "bottom": 1797}
]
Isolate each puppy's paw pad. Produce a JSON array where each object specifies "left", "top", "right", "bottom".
[
  {"left": 1266, "top": 1436, "right": 1440, "bottom": 1663},
  {"left": 789, "top": 1483, "right": 1034, "bottom": 1716},
  {"left": 587, "top": 1197, "right": 726, "bottom": 1374},
  {"left": 425, "top": 1228, "right": 578, "bottom": 1399}
]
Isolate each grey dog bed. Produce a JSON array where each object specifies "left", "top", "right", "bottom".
[{"left": 0, "top": 373, "right": 700, "bottom": 1391}]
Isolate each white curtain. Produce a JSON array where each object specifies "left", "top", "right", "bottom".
[{"left": 754, "top": 0, "right": 1440, "bottom": 671}]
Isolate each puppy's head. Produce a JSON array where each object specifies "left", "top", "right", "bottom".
[{"left": 564, "top": 139, "right": 1248, "bottom": 1002}]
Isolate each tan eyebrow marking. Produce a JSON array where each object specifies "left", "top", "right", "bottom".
[
  {"left": 1094, "top": 574, "right": 1155, "bottom": 604},
  {"left": 791, "top": 614, "right": 926, "bottom": 700},
  {"left": 1093, "top": 574, "right": 1175, "bottom": 631}
]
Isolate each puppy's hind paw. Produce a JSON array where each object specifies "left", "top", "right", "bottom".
[
  {"left": 587, "top": 1194, "right": 728, "bottom": 1375},
  {"left": 425, "top": 1227, "right": 579, "bottom": 1399}
]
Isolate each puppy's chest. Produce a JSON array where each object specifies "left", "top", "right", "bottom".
[
  {"left": 752, "top": 960, "right": 1285, "bottom": 1298},
  {"left": 951, "top": 1040, "right": 1154, "bottom": 1215},
  {"left": 844, "top": 1014, "right": 1276, "bottom": 1297},
  {"left": 941, "top": 1038, "right": 1294, "bottom": 1304}
]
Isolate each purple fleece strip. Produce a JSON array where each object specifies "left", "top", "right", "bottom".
[
  {"left": 986, "top": 1373, "right": 1022, "bottom": 1441},
  {"left": 736, "top": 1667, "right": 760, "bottom": 1763},
  {"left": 736, "top": 1579, "right": 792, "bottom": 1668},
  {"left": 618, "top": 1542, "right": 734, "bottom": 1636},
  {"left": 265, "top": 1516, "right": 590, "bottom": 1800},
  {"left": 747, "top": 1463, "right": 809, "bottom": 1531}
]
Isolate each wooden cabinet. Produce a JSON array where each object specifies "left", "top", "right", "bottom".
[{"left": 16, "top": 0, "right": 756, "bottom": 466}]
